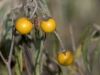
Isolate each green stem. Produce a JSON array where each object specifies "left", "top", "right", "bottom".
[
  {"left": 34, "top": 30, "right": 43, "bottom": 75},
  {"left": 34, "top": 0, "right": 51, "bottom": 75},
  {"left": 39, "top": 33, "right": 46, "bottom": 74},
  {"left": 54, "top": 31, "right": 65, "bottom": 50}
]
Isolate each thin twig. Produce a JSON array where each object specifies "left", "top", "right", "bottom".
[
  {"left": 29, "top": 0, "right": 37, "bottom": 19},
  {"left": 0, "top": 52, "right": 12, "bottom": 75},
  {"left": 37, "top": 6, "right": 46, "bottom": 15},
  {"left": 68, "top": 21, "right": 76, "bottom": 52},
  {"left": 18, "top": 0, "right": 27, "bottom": 17},
  {"left": 0, "top": 52, "right": 7, "bottom": 65},
  {"left": 23, "top": 2, "right": 45, "bottom": 17},
  {"left": 8, "top": 35, "right": 15, "bottom": 63},
  {"left": 0, "top": 43, "right": 14, "bottom": 75},
  {"left": 54, "top": 31, "right": 65, "bottom": 50},
  {"left": 19, "top": 46, "right": 31, "bottom": 75}
]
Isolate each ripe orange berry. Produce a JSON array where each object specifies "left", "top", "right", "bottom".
[
  {"left": 57, "top": 50, "right": 74, "bottom": 66},
  {"left": 40, "top": 18, "right": 56, "bottom": 33},
  {"left": 15, "top": 17, "right": 33, "bottom": 34}
]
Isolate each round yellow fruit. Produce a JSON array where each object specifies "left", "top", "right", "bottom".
[
  {"left": 40, "top": 18, "right": 56, "bottom": 33},
  {"left": 57, "top": 51, "right": 74, "bottom": 66},
  {"left": 15, "top": 17, "right": 33, "bottom": 34}
]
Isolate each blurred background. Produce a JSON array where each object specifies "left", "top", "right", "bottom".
[
  {"left": 1, "top": 0, "right": 100, "bottom": 75},
  {"left": 46, "top": 0, "right": 100, "bottom": 49}
]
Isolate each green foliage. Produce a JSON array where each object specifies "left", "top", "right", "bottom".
[
  {"left": 39, "top": 0, "right": 51, "bottom": 17},
  {"left": 34, "top": 30, "right": 44, "bottom": 75},
  {"left": 14, "top": 47, "right": 22, "bottom": 75},
  {"left": 1, "top": 0, "right": 100, "bottom": 75},
  {"left": 82, "top": 36, "right": 92, "bottom": 73},
  {"left": 4, "top": 14, "right": 12, "bottom": 56},
  {"left": 53, "top": 32, "right": 60, "bottom": 58},
  {"left": 74, "top": 44, "right": 82, "bottom": 59},
  {"left": 0, "top": 63, "right": 8, "bottom": 75},
  {"left": 92, "top": 41, "right": 100, "bottom": 75},
  {"left": 78, "top": 25, "right": 93, "bottom": 44},
  {"left": 0, "top": 2, "right": 10, "bottom": 27}
]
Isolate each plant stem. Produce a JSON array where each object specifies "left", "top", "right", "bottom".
[
  {"left": 37, "top": 6, "right": 46, "bottom": 15},
  {"left": 0, "top": 50, "right": 13, "bottom": 75},
  {"left": 19, "top": 46, "right": 31, "bottom": 75},
  {"left": 0, "top": 52, "right": 7, "bottom": 64},
  {"left": 7, "top": 64, "right": 12, "bottom": 75},
  {"left": 68, "top": 21, "right": 76, "bottom": 52},
  {"left": 54, "top": 31, "right": 65, "bottom": 50},
  {"left": 8, "top": 35, "right": 15, "bottom": 64},
  {"left": 29, "top": 0, "right": 37, "bottom": 19},
  {"left": 34, "top": 30, "right": 44, "bottom": 75},
  {"left": 39, "top": 34, "right": 47, "bottom": 74}
]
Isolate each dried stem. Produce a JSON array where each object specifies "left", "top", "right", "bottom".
[
  {"left": 0, "top": 35, "right": 15, "bottom": 75},
  {"left": 37, "top": 6, "right": 46, "bottom": 15},
  {"left": 19, "top": 46, "right": 31, "bottom": 75},
  {"left": 8, "top": 35, "right": 15, "bottom": 63},
  {"left": 29, "top": 0, "right": 37, "bottom": 19},
  {"left": 54, "top": 31, "right": 65, "bottom": 50},
  {"left": 18, "top": 0, "right": 27, "bottom": 17},
  {"left": 68, "top": 21, "right": 76, "bottom": 52},
  {"left": 0, "top": 52, "right": 12, "bottom": 75},
  {"left": 0, "top": 52, "right": 7, "bottom": 65}
]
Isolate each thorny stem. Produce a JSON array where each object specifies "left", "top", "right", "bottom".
[
  {"left": 29, "top": 0, "right": 37, "bottom": 19},
  {"left": 68, "top": 21, "right": 76, "bottom": 52},
  {"left": 19, "top": 46, "right": 31, "bottom": 75},
  {"left": 54, "top": 31, "right": 65, "bottom": 50}
]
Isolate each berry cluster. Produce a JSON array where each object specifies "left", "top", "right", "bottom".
[{"left": 15, "top": 15, "right": 74, "bottom": 66}]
